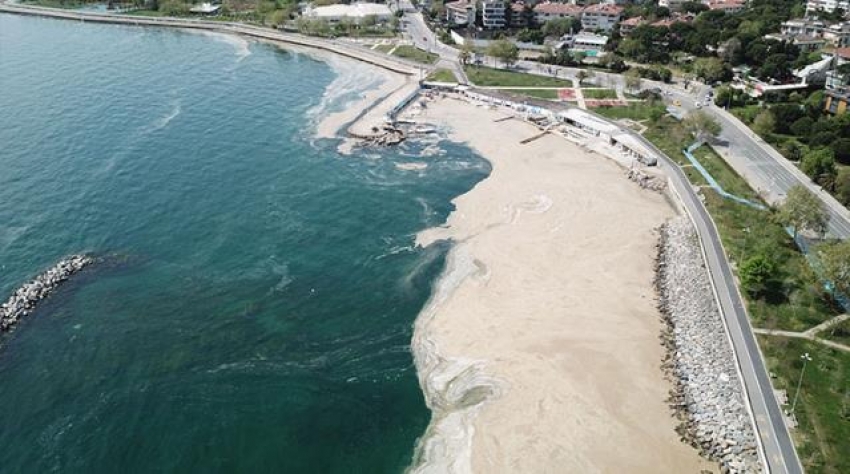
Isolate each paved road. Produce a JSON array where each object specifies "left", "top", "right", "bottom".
[{"left": 622, "top": 123, "right": 804, "bottom": 474}]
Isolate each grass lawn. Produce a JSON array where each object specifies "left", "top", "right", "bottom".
[
  {"left": 391, "top": 45, "right": 438, "bottom": 64},
  {"left": 373, "top": 44, "right": 395, "bottom": 54},
  {"left": 464, "top": 65, "right": 573, "bottom": 87},
  {"left": 426, "top": 68, "right": 457, "bottom": 82},
  {"left": 582, "top": 88, "right": 618, "bottom": 99},
  {"left": 594, "top": 102, "right": 666, "bottom": 122},
  {"left": 497, "top": 89, "right": 559, "bottom": 100},
  {"left": 758, "top": 337, "right": 850, "bottom": 474}
]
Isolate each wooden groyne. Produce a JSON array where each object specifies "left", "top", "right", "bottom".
[
  {"left": 0, "top": 3, "right": 419, "bottom": 76},
  {"left": 1, "top": 255, "right": 93, "bottom": 333}
]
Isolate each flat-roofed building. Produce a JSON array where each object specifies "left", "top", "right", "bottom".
[
  {"left": 482, "top": 0, "right": 507, "bottom": 29},
  {"left": 445, "top": 0, "right": 476, "bottom": 25},
  {"left": 305, "top": 3, "right": 392, "bottom": 23}
]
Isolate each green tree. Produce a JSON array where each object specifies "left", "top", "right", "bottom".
[
  {"left": 624, "top": 68, "right": 641, "bottom": 92},
  {"left": 801, "top": 147, "right": 836, "bottom": 188},
  {"left": 487, "top": 39, "right": 519, "bottom": 68},
  {"left": 818, "top": 240, "right": 850, "bottom": 299},
  {"left": 752, "top": 110, "right": 776, "bottom": 136},
  {"left": 790, "top": 116, "right": 814, "bottom": 137},
  {"left": 739, "top": 253, "right": 778, "bottom": 298},
  {"left": 542, "top": 17, "right": 577, "bottom": 38},
  {"left": 833, "top": 138, "right": 850, "bottom": 165},
  {"left": 835, "top": 168, "right": 850, "bottom": 206},
  {"left": 692, "top": 57, "right": 727, "bottom": 83},
  {"left": 682, "top": 110, "right": 721, "bottom": 142},
  {"left": 777, "top": 185, "right": 829, "bottom": 239}
]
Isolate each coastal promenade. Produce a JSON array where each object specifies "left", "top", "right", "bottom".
[
  {"left": 0, "top": 2, "right": 421, "bottom": 76},
  {"left": 619, "top": 118, "right": 804, "bottom": 474}
]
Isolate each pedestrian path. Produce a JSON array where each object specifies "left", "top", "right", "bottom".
[{"left": 753, "top": 321, "right": 850, "bottom": 353}]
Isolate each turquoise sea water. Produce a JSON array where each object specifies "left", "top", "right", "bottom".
[{"left": 0, "top": 14, "right": 488, "bottom": 473}]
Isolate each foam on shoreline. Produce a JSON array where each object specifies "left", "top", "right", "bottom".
[{"left": 408, "top": 244, "right": 502, "bottom": 474}]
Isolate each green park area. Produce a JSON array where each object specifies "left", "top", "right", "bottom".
[
  {"left": 425, "top": 68, "right": 456, "bottom": 83},
  {"left": 496, "top": 89, "right": 559, "bottom": 100},
  {"left": 391, "top": 45, "right": 438, "bottom": 64},
  {"left": 463, "top": 66, "right": 572, "bottom": 88},
  {"left": 582, "top": 89, "right": 618, "bottom": 100}
]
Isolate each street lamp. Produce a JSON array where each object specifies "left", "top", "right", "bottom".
[{"left": 791, "top": 352, "right": 813, "bottom": 415}]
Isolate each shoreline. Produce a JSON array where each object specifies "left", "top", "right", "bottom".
[
  {"left": 0, "top": 4, "right": 418, "bottom": 150},
  {"left": 407, "top": 95, "right": 715, "bottom": 473}
]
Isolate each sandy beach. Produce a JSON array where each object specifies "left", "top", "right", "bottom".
[{"left": 410, "top": 97, "right": 714, "bottom": 473}]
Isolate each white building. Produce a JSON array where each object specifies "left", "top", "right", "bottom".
[
  {"left": 659, "top": 0, "right": 688, "bottom": 12},
  {"left": 581, "top": 4, "right": 623, "bottom": 32},
  {"left": 304, "top": 3, "right": 392, "bottom": 23},
  {"left": 705, "top": 0, "right": 746, "bottom": 14},
  {"left": 806, "top": 0, "right": 850, "bottom": 15},
  {"left": 445, "top": 0, "right": 475, "bottom": 25},
  {"left": 781, "top": 19, "right": 826, "bottom": 37},
  {"left": 824, "top": 23, "right": 850, "bottom": 47},
  {"left": 560, "top": 32, "right": 609, "bottom": 52},
  {"left": 482, "top": 0, "right": 507, "bottom": 29}
]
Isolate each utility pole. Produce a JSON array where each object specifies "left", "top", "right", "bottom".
[{"left": 791, "top": 352, "right": 813, "bottom": 415}]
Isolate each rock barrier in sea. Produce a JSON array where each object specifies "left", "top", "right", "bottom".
[
  {"left": 1, "top": 255, "right": 93, "bottom": 332},
  {"left": 655, "top": 218, "right": 762, "bottom": 473}
]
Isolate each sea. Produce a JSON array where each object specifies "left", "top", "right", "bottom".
[{"left": 0, "top": 13, "right": 489, "bottom": 473}]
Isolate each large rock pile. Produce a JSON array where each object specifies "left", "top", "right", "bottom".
[
  {"left": 655, "top": 218, "right": 762, "bottom": 473},
  {"left": 1, "top": 255, "right": 93, "bottom": 332}
]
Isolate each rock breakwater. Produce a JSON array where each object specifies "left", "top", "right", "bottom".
[
  {"left": 655, "top": 217, "right": 762, "bottom": 473},
  {"left": 1, "top": 255, "right": 93, "bottom": 332}
]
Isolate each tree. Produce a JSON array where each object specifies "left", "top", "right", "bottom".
[
  {"left": 752, "top": 110, "right": 776, "bottom": 136},
  {"left": 832, "top": 138, "right": 850, "bottom": 165},
  {"left": 818, "top": 240, "right": 850, "bottom": 299},
  {"left": 739, "top": 253, "right": 778, "bottom": 298},
  {"left": 790, "top": 116, "right": 814, "bottom": 137},
  {"left": 777, "top": 185, "right": 829, "bottom": 239},
  {"left": 459, "top": 40, "right": 474, "bottom": 66},
  {"left": 801, "top": 147, "right": 836, "bottom": 188},
  {"left": 624, "top": 68, "right": 641, "bottom": 93},
  {"left": 682, "top": 110, "right": 721, "bottom": 142},
  {"left": 487, "top": 40, "right": 519, "bottom": 68},
  {"left": 693, "top": 57, "right": 728, "bottom": 83},
  {"left": 835, "top": 168, "right": 850, "bottom": 206},
  {"left": 542, "top": 17, "right": 577, "bottom": 39}
]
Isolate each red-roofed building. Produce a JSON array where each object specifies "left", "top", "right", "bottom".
[
  {"left": 533, "top": 2, "right": 582, "bottom": 25},
  {"left": 619, "top": 16, "right": 646, "bottom": 36},
  {"left": 581, "top": 4, "right": 623, "bottom": 31}
]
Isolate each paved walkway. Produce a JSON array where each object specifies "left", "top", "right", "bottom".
[{"left": 753, "top": 314, "right": 850, "bottom": 353}]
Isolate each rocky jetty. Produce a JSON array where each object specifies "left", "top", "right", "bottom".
[
  {"left": 655, "top": 218, "right": 762, "bottom": 473},
  {"left": 1, "top": 255, "right": 93, "bottom": 333}
]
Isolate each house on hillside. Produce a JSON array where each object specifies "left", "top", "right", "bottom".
[
  {"left": 482, "top": 0, "right": 507, "bottom": 29},
  {"left": 533, "top": 2, "right": 582, "bottom": 25},
  {"left": 581, "top": 4, "right": 623, "bottom": 32},
  {"left": 445, "top": 0, "right": 475, "bottom": 26}
]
